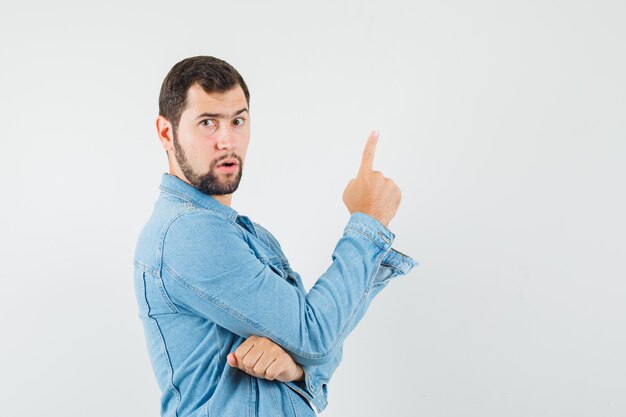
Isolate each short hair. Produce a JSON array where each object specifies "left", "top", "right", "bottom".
[{"left": 158, "top": 56, "right": 250, "bottom": 129}]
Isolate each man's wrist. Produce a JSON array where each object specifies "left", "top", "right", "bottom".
[{"left": 293, "top": 365, "right": 305, "bottom": 382}]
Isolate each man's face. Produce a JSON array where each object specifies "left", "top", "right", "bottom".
[{"left": 170, "top": 83, "right": 250, "bottom": 196}]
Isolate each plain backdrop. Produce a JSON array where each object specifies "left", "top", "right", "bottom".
[{"left": 1, "top": 1, "right": 624, "bottom": 416}]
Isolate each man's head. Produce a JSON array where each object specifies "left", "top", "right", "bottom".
[{"left": 156, "top": 56, "right": 250, "bottom": 203}]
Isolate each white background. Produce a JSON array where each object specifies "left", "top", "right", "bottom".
[{"left": 1, "top": 1, "right": 624, "bottom": 416}]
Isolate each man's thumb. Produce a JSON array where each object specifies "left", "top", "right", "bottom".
[{"left": 227, "top": 352, "right": 237, "bottom": 367}]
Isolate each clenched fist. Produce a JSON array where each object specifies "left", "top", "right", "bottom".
[
  {"left": 227, "top": 335, "right": 304, "bottom": 382},
  {"left": 342, "top": 131, "right": 401, "bottom": 228}
]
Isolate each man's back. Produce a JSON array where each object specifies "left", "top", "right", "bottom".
[
  {"left": 134, "top": 174, "right": 324, "bottom": 416},
  {"left": 134, "top": 173, "right": 416, "bottom": 416}
]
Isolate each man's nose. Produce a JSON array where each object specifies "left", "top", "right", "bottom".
[{"left": 216, "top": 125, "right": 236, "bottom": 150}]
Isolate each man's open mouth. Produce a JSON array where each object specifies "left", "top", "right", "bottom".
[{"left": 218, "top": 158, "right": 238, "bottom": 167}]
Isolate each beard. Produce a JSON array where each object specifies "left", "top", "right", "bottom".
[{"left": 172, "top": 130, "right": 243, "bottom": 196}]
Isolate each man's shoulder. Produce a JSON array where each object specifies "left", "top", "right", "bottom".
[
  {"left": 155, "top": 200, "right": 242, "bottom": 246},
  {"left": 153, "top": 190, "right": 238, "bottom": 227},
  {"left": 134, "top": 194, "right": 241, "bottom": 266}
]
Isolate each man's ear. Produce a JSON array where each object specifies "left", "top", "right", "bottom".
[{"left": 156, "top": 115, "right": 174, "bottom": 152}]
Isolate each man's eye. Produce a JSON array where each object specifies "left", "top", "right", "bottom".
[
  {"left": 200, "top": 119, "right": 215, "bottom": 127},
  {"left": 233, "top": 117, "right": 246, "bottom": 126}
]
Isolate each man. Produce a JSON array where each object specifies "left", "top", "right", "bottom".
[{"left": 134, "top": 55, "right": 418, "bottom": 416}]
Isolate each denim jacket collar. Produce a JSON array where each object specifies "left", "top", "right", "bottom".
[{"left": 159, "top": 173, "right": 239, "bottom": 222}]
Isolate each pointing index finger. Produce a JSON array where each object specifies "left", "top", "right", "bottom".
[{"left": 358, "top": 131, "right": 379, "bottom": 177}]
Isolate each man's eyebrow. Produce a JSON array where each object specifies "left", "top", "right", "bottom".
[{"left": 195, "top": 108, "right": 249, "bottom": 120}]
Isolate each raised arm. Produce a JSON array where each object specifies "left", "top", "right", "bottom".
[{"left": 160, "top": 132, "right": 417, "bottom": 366}]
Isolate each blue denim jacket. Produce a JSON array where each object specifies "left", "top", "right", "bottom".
[{"left": 133, "top": 173, "right": 418, "bottom": 416}]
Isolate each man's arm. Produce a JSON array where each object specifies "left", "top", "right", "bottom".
[
  {"left": 161, "top": 132, "right": 417, "bottom": 366},
  {"left": 230, "top": 267, "right": 399, "bottom": 414},
  {"left": 224, "top": 223, "right": 348, "bottom": 410},
  {"left": 242, "top": 218, "right": 408, "bottom": 394},
  {"left": 161, "top": 209, "right": 415, "bottom": 366},
  {"left": 224, "top": 331, "right": 342, "bottom": 413}
]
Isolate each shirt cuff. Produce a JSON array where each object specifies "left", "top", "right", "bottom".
[
  {"left": 344, "top": 212, "right": 419, "bottom": 277},
  {"left": 381, "top": 247, "right": 418, "bottom": 275},
  {"left": 343, "top": 212, "right": 396, "bottom": 251}
]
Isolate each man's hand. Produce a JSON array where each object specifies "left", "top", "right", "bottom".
[
  {"left": 342, "top": 131, "right": 402, "bottom": 227},
  {"left": 227, "top": 335, "right": 304, "bottom": 382}
]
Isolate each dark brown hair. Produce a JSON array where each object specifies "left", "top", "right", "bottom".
[{"left": 158, "top": 56, "right": 250, "bottom": 129}]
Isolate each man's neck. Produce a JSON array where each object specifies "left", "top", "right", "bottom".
[{"left": 211, "top": 194, "right": 233, "bottom": 207}]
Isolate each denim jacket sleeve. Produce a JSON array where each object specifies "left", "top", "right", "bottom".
[
  {"left": 285, "top": 243, "right": 415, "bottom": 411},
  {"left": 160, "top": 210, "right": 418, "bottom": 368},
  {"left": 249, "top": 222, "right": 346, "bottom": 411}
]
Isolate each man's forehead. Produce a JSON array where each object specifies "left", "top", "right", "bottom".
[{"left": 186, "top": 83, "right": 247, "bottom": 108}]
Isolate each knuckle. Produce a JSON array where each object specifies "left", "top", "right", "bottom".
[
  {"left": 252, "top": 363, "right": 264, "bottom": 374},
  {"left": 242, "top": 357, "right": 256, "bottom": 369},
  {"left": 265, "top": 367, "right": 277, "bottom": 379}
]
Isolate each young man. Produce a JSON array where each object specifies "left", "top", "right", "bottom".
[{"left": 134, "top": 56, "right": 418, "bottom": 416}]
